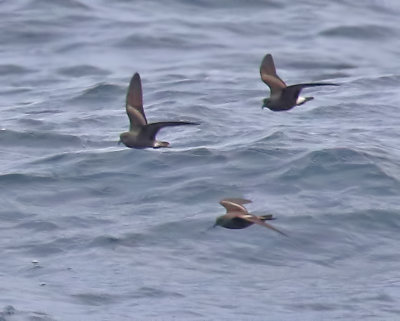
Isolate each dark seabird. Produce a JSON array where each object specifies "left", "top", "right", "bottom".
[
  {"left": 214, "top": 198, "right": 287, "bottom": 236},
  {"left": 260, "top": 53, "right": 338, "bottom": 111},
  {"left": 119, "top": 72, "right": 198, "bottom": 148}
]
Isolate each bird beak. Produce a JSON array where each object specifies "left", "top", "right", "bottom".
[
  {"left": 207, "top": 223, "right": 217, "bottom": 230},
  {"left": 262, "top": 98, "right": 268, "bottom": 109}
]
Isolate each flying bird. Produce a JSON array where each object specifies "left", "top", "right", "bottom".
[
  {"left": 214, "top": 198, "right": 287, "bottom": 236},
  {"left": 119, "top": 72, "right": 198, "bottom": 148},
  {"left": 260, "top": 53, "right": 338, "bottom": 111}
]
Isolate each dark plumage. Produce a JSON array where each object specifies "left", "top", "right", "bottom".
[
  {"left": 119, "top": 73, "right": 199, "bottom": 148},
  {"left": 260, "top": 53, "right": 338, "bottom": 111},
  {"left": 214, "top": 198, "right": 287, "bottom": 236}
]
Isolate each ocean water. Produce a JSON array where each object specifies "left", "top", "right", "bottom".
[{"left": 1, "top": 0, "right": 400, "bottom": 320}]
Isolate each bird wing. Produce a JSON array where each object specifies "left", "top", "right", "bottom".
[
  {"left": 126, "top": 106, "right": 147, "bottom": 129},
  {"left": 283, "top": 83, "right": 338, "bottom": 101},
  {"left": 220, "top": 198, "right": 252, "bottom": 205},
  {"left": 126, "top": 72, "right": 147, "bottom": 126},
  {"left": 141, "top": 121, "right": 198, "bottom": 140},
  {"left": 219, "top": 199, "right": 249, "bottom": 214},
  {"left": 258, "top": 214, "right": 275, "bottom": 220},
  {"left": 260, "top": 54, "right": 286, "bottom": 94},
  {"left": 238, "top": 213, "right": 288, "bottom": 236},
  {"left": 288, "top": 82, "right": 338, "bottom": 89}
]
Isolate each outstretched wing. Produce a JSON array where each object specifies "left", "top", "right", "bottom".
[
  {"left": 219, "top": 199, "right": 249, "bottom": 214},
  {"left": 260, "top": 53, "right": 286, "bottom": 94},
  {"left": 141, "top": 121, "right": 198, "bottom": 140},
  {"left": 221, "top": 198, "right": 252, "bottom": 206},
  {"left": 126, "top": 73, "right": 147, "bottom": 127},
  {"left": 283, "top": 83, "right": 338, "bottom": 101},
  {"left": 239, "top": 213, "right": 288, "bottom": 236},
  {"left": 126, "top": 106, "right": 147, "bottom": 129},
  {"left": 288, "top": 82, "right": 338, "bottom": 89}
]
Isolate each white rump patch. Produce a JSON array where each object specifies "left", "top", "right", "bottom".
[{"left": 296, "top": 96, "right": 306, "bottom": 105}]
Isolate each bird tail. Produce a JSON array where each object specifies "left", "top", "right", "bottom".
[
  {"left": 297, "top": 96, "right": 314, "bottom": 106},
  {"left": 154, "top": 141, "right": 170, "bottom": 148},
  {"left": 304, "top": 96, "right": 314, "bottom": 103},
  {"left": 259, "top": 214, "right": 276, "bottom": 221}
]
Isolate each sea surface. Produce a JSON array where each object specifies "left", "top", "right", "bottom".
[{"left": 1, "top": 0, "right": 400, "bottom": 320}]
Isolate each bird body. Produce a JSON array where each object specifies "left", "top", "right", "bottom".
[
  {"left": 260, "top": 53, "right": 338, "bottom": 111},
  {"left": 215, "top": 213, "right": 274, "bottom": 229},
  {"left": 119, "top": 73, "right": 198, "bottom": 148},
  {"left": 214, "top": 198, "right": 287, "bottom": 236}
]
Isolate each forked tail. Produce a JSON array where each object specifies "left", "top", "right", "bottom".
[
  {"left": 259, "top": 214, "right": 276, "bottom": 221},
  {"left": 297, "top": 96, "right": 314, "bottom": 106}
]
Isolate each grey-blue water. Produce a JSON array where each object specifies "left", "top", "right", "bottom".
[{"left": 1, "top": 0, "right": 400, "bottom": 320}]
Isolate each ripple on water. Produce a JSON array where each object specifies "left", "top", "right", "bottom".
[
  {"left": 115, "top": 33, "right": 203, "bottom": 50},
  {"left": 56, "top": 65, "right": 111, "bottom": 78},
  {"left": 16, "top": 220, "right": 60, "bottom": 232},
  {"left": 1, "top": 0, "right": 400, "bottom": 320},
  {"left": 0, "top": 129, "right": 83, "bottom": 149},
  {"left": 24, "top": 0, "right": 91, "bottom": 11},
  {"left": 71, "top": 293, "right": 117, "bottom": 306},
  {"left": 69, "top": 83, "right": 124, "bottom": 105},
  {"left": 320, "top": 24, "right": 394, "bottom": 40},
  {"left": 279, "top": 147, "right": 400, "bottom": 194},
  {"left": 0, "top": 64, "right": 36, "bottom": 76}
]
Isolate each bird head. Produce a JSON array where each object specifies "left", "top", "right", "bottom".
[
  {"left": 262, "top": 98, "right": 270, "bottom": 109},
  {"left": 119, "top": 132, "right": 129, "bottom": 146},
  {"left": 213, "top": 216, "right": 223, "bottom": 228}
]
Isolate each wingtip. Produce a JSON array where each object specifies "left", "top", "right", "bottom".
[
  {"left": 174, "top": 121, "right": 200, "bottom": 126},
  {"left": 280, "top": 230, "right": 289, "bottom": 237},
  {"left": 269, "top": 224, "right": 289, "bottom": 237},
  {"left": 319, "top": 82, "right": 340, "bottom": 86},
  {"left": 130, "top": 72, "right": 141, "bottom": 87},
  {"left": 128, "top": 72, "right": 142, "bottom": 91},
  {"left": 220, "top": 198, "right": 252, "bottom": 204},
  {"left": 261, "top": 53, "right": 273, "bottom": 65},
  {"left": 175, "top": 121, "right": 200, "bottom": 126}
]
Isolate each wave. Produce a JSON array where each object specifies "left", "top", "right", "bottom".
[
  {"left": 69, "top": 83, "right": 124, "bottom": 105},
  {"left": 57, "top": 65, "right": 111, "bottom": 78},
  {"left": 279, "top": 147, "right": 400, "bottom": 193},
  {"left": 0, "top": 129, "right": 83, "bottom": 148},
  {"left": 320, "top": 24, "right": 393, "bottom": 40}
]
